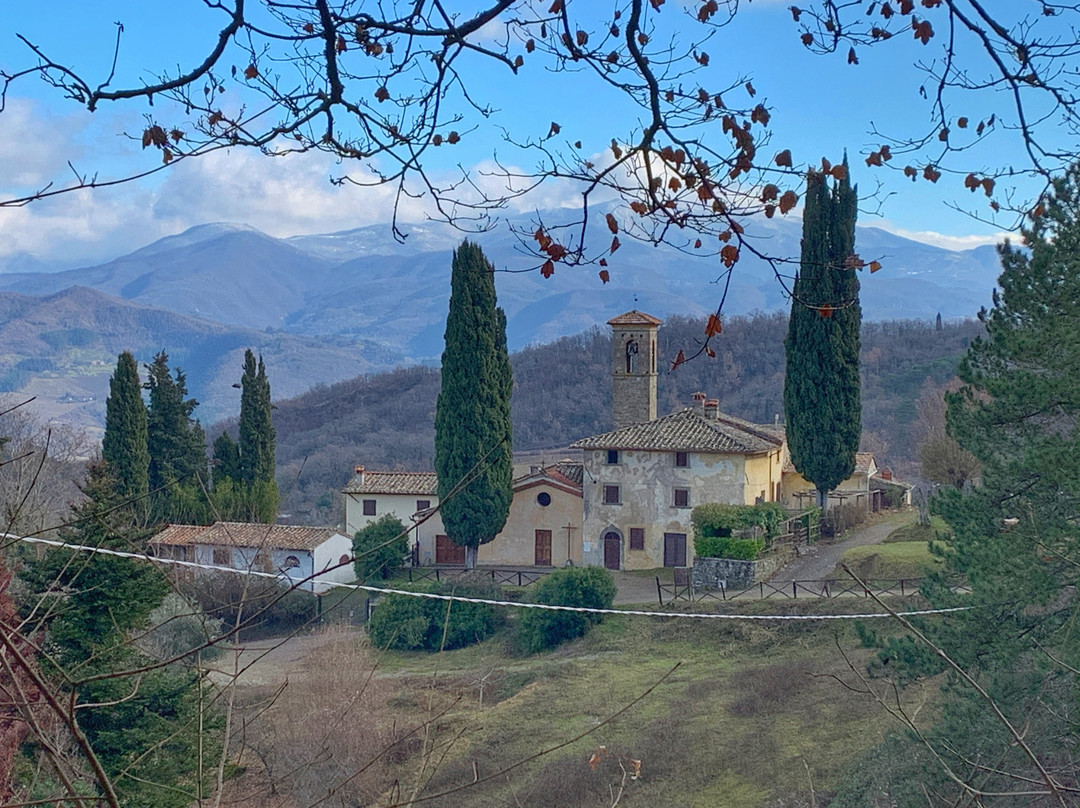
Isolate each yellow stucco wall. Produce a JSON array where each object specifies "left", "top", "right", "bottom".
[
  {"left": 478, "top": 482, "right": 582, "bottom": 566},
  {"left": 743, "top": 451, "right": 784, "bottom": 505}
]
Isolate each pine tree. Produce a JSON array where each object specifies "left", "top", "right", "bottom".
[
  {"left": 434, "top": 241, "right": 513, "bottom": 569},
  {"left": 783, "top": 167, "right": 861, "bottom": 508},
  {"left": 236, "top": 350, "right": 278, "bottom": 522},
  {"left": 102, "top": 351, "right": 149, "bottom": 507},
  {"left": 837, "top": 163, "right": 1080, "bottom": 806},
  {"left": 145, "top": 352, "right": 208, "bottom": 523},
  {"left": 19, "top": 462, "right": 218, "bottom": 807}
]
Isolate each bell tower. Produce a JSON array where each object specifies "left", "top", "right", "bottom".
[{"left": 608, "top": 310, "right": 662, "bottom": 429}]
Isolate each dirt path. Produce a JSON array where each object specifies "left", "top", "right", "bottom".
[
  {"left": 205, "top": 625, "right": 361, "bottom": 688},
  {"left": 770, "top": 509, "right": 915, "bottom": 583},
  {"left": 611, "top": 572, "right": 663, "bottom": 605}
]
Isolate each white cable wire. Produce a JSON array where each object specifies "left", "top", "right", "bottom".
[{"left": 10, "top": 534, "right": 972, "bottom": 622}]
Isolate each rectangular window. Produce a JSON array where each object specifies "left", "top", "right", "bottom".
[
  {"left": 606, "top": 449, "right": 620, "bottom": 465},
  {"left": 629, "top": 528, "right": 645, "bottom": 551},
  {"left": 674, "top": 488, "right": 690, "bottom": 508},
  {"left": 362, "top": 499, "right": 376, "bottom": 516},
  {"left": 675, "top": 451, "right": 688, "bottom": 467},
  {"left": 416, "top": 499, "right": 431, "bottom": 512},
  {"left": 212, "top": 547, "right": 230, "bottom": 566},
  {"left": 603, "top": 484, "right": 621, "bottom": 505}
]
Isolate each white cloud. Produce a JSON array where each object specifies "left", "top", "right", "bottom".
[
  {"left": 0, "top": 100, "right": 1012, "bottom": 266},
  {"left": 150, "top": 148, "right": 424, "bottom": 237},
  {"left": 0, "top": 99, "right": 83, "bottom": 190},
  {"left": 872, "top": 221, "right": 1008, "bottom": 251}
]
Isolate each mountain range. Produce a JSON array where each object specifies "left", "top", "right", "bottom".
[{"left": 0, "top": 210, "right": 1004, "bottom": 430}]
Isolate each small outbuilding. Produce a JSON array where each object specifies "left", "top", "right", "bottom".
[{"left": 150, "top": 522, "right": 355, "bottom": 592}]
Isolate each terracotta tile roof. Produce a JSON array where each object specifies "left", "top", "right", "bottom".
[
  {"left": 552, "top": 461, "right": 584, "bottom": 486},
  {"left": 343, "top": 470, "right": 438, "bottom": 495},
  {"left": 571, "top": 408, "right": 784, "bottom": 454},
  {"left": 149, "top": 524, "right": 205, "bottom": 547},
  {"left": 150, "top": 522, "right": 342, "bottom": 551},
  {"left": 854, "top": 452, "right": 877, "bottom": 475},
  {"left": 607, "top": 310, "right": 663, "bottom": 327},
  {"left": 512, "top": 464, "right": 583, "bottom": 496}
]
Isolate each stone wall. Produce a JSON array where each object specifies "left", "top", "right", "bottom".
[{"left": 692, "top": 546, "right": 796, "bottom": 590}]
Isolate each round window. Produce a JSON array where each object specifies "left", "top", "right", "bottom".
[{"left": 537, "top": 492, "right": 552, "bottom": 507}]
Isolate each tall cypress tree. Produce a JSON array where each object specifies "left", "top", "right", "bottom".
[
  {"left": 434, "top": 240, "right": 513, "bottom": 569},
  {"left": 783, "top": 166, "right": 861, "bottom": 508},
  {"left": 237, "top": 350, "right": 278, "bottom": 522},
  {"left": 146, "top": 352, "right": 206, "bottom": 489},
  {"left": 102, "top": 351, "right": 150, "bottom": 508},
  {"left": 146, "top": 352, "right": 208, "bottom": 523}
]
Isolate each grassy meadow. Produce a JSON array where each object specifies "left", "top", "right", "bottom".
[{"left": 225, "top": 595, "right": 937, "bottom": 808}]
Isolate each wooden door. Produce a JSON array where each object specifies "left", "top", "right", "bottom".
[
  {"left": 534, "top": 529, "right": 552, "bottom": 566},
  {"left": 435, "top": 534, "right": 465, "bottom": 565},
  {"left": 603, "top": 532, "right": 621, "bottom": 570},
  {"left": 663, "top": 532, "right": 687, "bottom": 568}
]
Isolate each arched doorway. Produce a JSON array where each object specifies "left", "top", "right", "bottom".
[{"left": 603, "top": 532, "right": 621, "bottom": 570}]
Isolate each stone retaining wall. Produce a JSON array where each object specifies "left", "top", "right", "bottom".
[{"left": 692, "top": 546, "right": 796, "bottom": 590}]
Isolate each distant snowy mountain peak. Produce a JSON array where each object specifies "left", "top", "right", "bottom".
[{"left": 0, "top": 210, "right": 1005, "bottom": 369}]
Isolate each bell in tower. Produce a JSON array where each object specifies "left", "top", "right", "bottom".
[{"left": 607, "top": 310, "right": 662, "bottom": 429}]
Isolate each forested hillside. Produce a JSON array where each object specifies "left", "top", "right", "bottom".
[{"left": 267, "top": 314, "right": 983, "bottom": 523}]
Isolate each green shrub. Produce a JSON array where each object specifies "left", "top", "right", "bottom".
[
  {"left": 691, "top": 502, "right": 788, "bottom": 541},
  {"left": 516, "top": 566, "right": 616, "bottom": 654},
  {"left": 693, "top": 535, "right": 766, "bottom": 560},
  {"left": 181, "top": 572, "right": 316, "bottom": 638},
  {"left": 353, "top": 514, "right": 409, "bottom": 581},
  {"left": 367, "top": 577, "right": 502, "bottom": 652}
]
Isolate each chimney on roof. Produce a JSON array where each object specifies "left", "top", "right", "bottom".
[
  {"left": 692, "top": 391, "right": 706, "bottom": 413},
  {"left": 354, "top": 465, "right": 365, "bottom": 483},
  {"left": 880, "top": 467, "right": 893, "bottom": 481},
  {"left": 704, "top": 398, "right": 720, "bottom": 419}
]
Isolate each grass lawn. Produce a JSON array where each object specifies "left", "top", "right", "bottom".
[
  {"left": 832, "top": 541, "right": 945, "bottom": 580},
  {"left": 882, "top": 515, "right": 952, "bottom": 543}
]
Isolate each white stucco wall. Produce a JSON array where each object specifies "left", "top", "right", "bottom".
[
  {"left": 345, "top": 492, "right": 437, "bottom": 535},
  {"left": 310, "top": 532, "right": 358, "bottom": 592},
  {"left": 193, "top": 536, "right": 356, "bottom": 592}
]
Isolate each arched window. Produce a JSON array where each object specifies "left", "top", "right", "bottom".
[
  {"left": 625, "top": 339, "right": 638, "bottom": 373},
  {"left": 282, "top": 555, "right": 300, "bottom": 569}
]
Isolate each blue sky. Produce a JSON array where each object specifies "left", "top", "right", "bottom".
[{"left": 0, "top": 1, "right": 1052, "bottom": 268}]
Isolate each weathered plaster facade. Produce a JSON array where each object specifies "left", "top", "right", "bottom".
[
  {"left": 578, "top": 443, "right": 786, "bottom": 569},
  {"left": 572, "top": 310, "right": 790, "bottom": 570}
]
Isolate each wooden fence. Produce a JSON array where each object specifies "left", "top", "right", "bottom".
[
  {"left": 404, "top": 567, "right": 552, "bottom": 587},
  {"left": 657, "top": 575, "right": 923, "bottom": 604}
]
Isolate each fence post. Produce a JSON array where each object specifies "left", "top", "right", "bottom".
[
  {"left": 793, "top": 581, "right": 798, "bottom": 599},
  {"left": 900, "top": 579, "right": 906, "bottom": 597},
  {"left": 656, "top": 577, "right": 664, "bottom": 606},
  {"left": 759, "top": 582, "right": 764, "bottom": 599}
]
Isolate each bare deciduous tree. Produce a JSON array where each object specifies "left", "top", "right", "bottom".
[{"left": 3, "top": 1, "right": 1079, "bottom": 321}]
